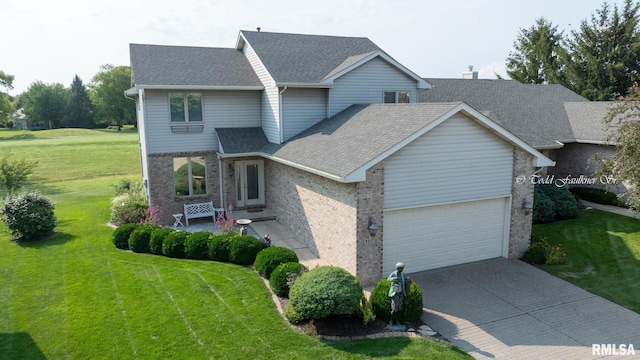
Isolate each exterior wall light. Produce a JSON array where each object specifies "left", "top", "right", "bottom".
[
  {"left": 368, "top": 216, "right": 378, "bottom": 237},
  {"left": 523, "top": 199, "right": 533, "bottom": 211}
]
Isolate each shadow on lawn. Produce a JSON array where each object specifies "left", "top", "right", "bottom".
[
  {"left": 17, "top": 232, "right": 75, "bottom": 248},
  {"left": 0, "top": 332, "right": 47, "bottom": 360}
]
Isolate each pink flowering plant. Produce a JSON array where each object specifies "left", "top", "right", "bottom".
[
  {"left": 215, "top": 210, "right": 236, "bottom": 235},
  {"left": 140, "top": 205, "right": 160, "bottom": 225}
]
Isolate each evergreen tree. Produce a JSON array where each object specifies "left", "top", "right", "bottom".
[
  {"left": 562, "top": 0, "right": 640, "bottom": 100},
  {"left": 506, "top": 17, "right": 566, "bottom": 84},
  {"left": 64, "top": 75, "right": 94, "bottom": 128}
]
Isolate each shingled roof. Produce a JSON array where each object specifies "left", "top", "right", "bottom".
[
  {"left": 564, "top": 102, "right": 616, "bottom": 143},
  {"left": 420, "top": 79, "right": 590, "bottom": 148},
  {"left": 129, "top": 44, "right": 262, "bottom": 88}
]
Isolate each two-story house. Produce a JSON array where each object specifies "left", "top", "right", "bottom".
[{"left": 127, "top": 30, "right": 553, "bottom": 285}]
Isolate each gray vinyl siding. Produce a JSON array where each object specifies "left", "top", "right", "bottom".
[
  {"left": 384, "top": 114, "right": 513, "bottom": 209},
  {"left": 242, "top": 42, "right": 280, "bottom": 143},
  {"left": 144, "top": 89, "right": 261, "bottom": 154},
  {"left": 282, "top": 88, "right": 327, "bottom": 141},
  {"left": 329, "top": 57, "right": 418, "bottom": 117}
]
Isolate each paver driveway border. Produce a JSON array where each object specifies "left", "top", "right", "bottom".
[{"left": 412, "top": 258, "right": 640, "bottom": 359}]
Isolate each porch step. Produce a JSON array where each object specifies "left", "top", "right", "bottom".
[{"left": 229, "top": 208, "right": 276, "bottom": 223}]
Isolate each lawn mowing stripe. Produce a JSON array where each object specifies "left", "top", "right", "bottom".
[
  {"left": 151, "top": 265, "right": 212, "bottom": 358},
  {"left": 105, "top": 260, "right": 138, "bottom": 359},
  {"left": 193, "top": 270, "right": 276, "bottom": 357}
]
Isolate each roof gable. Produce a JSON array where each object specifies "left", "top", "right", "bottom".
[
  {"left": 238, "top": 31, "right": 430, "bottom": 88},
  {"left": 264, "top": 103, "right": 553, "bottom": 182}
]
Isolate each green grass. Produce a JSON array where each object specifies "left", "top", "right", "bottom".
[
  {"left": 533, "top": 209, "right": 640, "bottom": 313},
  {"left": 0, "top": 128, "right": 471, "bottom": 359}
]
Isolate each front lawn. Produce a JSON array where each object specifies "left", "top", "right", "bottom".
[
  {"left": 0, "top": 128, "right": 470, "bottom": 359},
  {"left": 532, "top": 209, "right": 640, "bottom": 313}
]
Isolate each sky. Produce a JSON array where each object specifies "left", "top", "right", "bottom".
[{"left": 1, "top": 0, "right": 609, "bottom": 96}]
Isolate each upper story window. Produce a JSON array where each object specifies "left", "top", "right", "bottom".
[
  {"left": 383, "top": 91, "right": 410, "bottom": 104},
  {"left": 170, "top": 93, "right": 202, "bottom": 122}
]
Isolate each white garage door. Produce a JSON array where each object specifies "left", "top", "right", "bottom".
[{"left": 383, "top": 197, "right": 509, "bottom": 275}]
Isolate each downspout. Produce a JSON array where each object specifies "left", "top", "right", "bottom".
[{"left": 279, "top": 85, "right": 287, "bottom": 144}]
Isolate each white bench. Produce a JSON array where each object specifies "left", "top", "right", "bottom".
[{"left": 183, "top": 201, "right": 224, "bottom": 226}]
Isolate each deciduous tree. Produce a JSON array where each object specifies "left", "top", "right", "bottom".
[
  {"left": 89, "top": 65, "right": 135, "bottom": 128},
  {"left": 22, "top": 81, "right": 69, "bottom": 129}
]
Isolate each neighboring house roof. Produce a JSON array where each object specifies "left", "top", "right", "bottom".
[
  {"left": 237, "top": 30, "right": 430, "bottom": 88},
  {"left": 420, "top": 79, "right": 590, "bottom": 149},
  {"left": 215, "top": 127, "right": 270, "bottom": 154},
  {"left": 564, "top": 102, "right": 615, "bottom": 144},
  {"left": 217, "top": 103, "right": 552, "bottom": 182},
  {"left": 129, "top": 44, "right": 263, "bottom": 89}
]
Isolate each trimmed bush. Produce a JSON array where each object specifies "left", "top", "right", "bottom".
[
  {"left": 541, "top": 185, "right": 578, "bottom": 219},
  {"left": 570, "top": 187, "right": 625, "bottom": 207},
  {"left": 185, "top": 231, "right": 213, "bottom": 259},
  {"left": 269, "top": 262, "right": 308, "bottom": 297},
  {"left": 228, "top": 235, "right": 263, "bottom": 265},
  {"left": 162, "top": 231, "right": 189, "bottom": 258},
  {"left": 533, "top": 186, "right": 556, "bottom": 224},
  {"left": 0, "top": 190, "right": 56, "bottom": 241},
  {"left": 254, "top": 246, "right": 299, "bottom": 279},
  {"left": 370, "top": 278, "right": 423, "bottom": 324},
  {"left": 112, "top": 223, "right": 139, "bottom": 250},
  {"left": 208, "top": 235, "right": 231, "bottom": 262},
  {"left": 150, "top": 227, "right": 174, "bottom": 255},
  {"left": 522, "top": 242, "right": 546, "bottom": 265},
  {"left": 284, "top": 302, "right": 305, "bottom": 324},
  {"left": 128, "top": 224, "right": 158, "bottom": 253},
  {"left": 289, "top": 266, "right": 363, "bottom": 321}
]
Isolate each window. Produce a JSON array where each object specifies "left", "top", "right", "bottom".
[
  {"left": 169, "top": 93, "right": 202, "bottom": 122},
  {"left": 383, "top": 91, "right": 410, "bottom": 103},
  {"left": 173, "top": 156, "right": 206, "bottom": 196}
]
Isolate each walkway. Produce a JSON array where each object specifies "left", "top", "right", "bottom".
[
  {"left": 580, "top": 200, "right": 639, "bottom": 219},
  {"left": 414, "top": 258, "right": 640, "bottom": 359}
]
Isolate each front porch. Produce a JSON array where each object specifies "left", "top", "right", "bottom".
[{"left": 175, "top": 208, "right": 324, "bottom": 269}]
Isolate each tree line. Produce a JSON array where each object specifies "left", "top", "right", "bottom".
[
  {"left": 506, "top": 0, "right": 640, "bottom": 101},
  {"left": 0, "top": 65, "right": 135, "bottom": 129}
]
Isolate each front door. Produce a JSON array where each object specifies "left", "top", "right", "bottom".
[{"left": 235, "top": 160, "right": 265, "bottom": 207}]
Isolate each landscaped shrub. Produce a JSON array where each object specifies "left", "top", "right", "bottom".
[
  {"left": 540, "top": 184, "right": 578, "bottom": 220},
  {"left": 162, "top": 231, "right": 189, "bottom": 258},
  {"left": 284, "top": 302, "right": 305, "bottom": 324},
  {"left": 110, "top": 180, "right": 148, "bottom": 225},
  {"left": 228, "top": 235, "right": 263, "bottom": 265},
  {"left": 523, "top": 237, "right": 567, "bottom": 265},
  {"left": 0, "top": 190, "right": 56, "bottom": 241},
  {"left": 269, "top": 262, "right": 308, "bottom": 297},
  {"left": 370, "top": 278, "right": 423, "bottom": 324},
  {"left": 254, "top": 246, "right": 299, "bottom": 279},
  {"left": 208, "top": 235, "right": 231, "bottom": 262},
  {"left": 150, "top": 227, "right": 175, "bottom": 255},
  {"left": 522, "top": 242, "right": 546, "bottom": 265},
  {"left": 570, "top": 187, "right": 625, "bottom": 207},
  {"left": 128, "top": 224, "right": 158, "bottom": 253},
  {"left": 289, "top": 266, "right": 363, "bottom": 321},
  {"left": 112, "top": 223, "right": 139, "bottom": 250},
  {"left": 185, "top": 231, "right": 213, "bottom": 259},
  {"left": 533, "top": 186, "right": 556, "bottom": 224}
]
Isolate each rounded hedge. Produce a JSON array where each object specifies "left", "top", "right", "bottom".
[
  {"left": 541, "top": 184, "right": 578, "bottom": 220},
  {"left": 254, "top": 246, "right": 299, "bottom": 279},
  {"left": 228, "top": 235, "right": 264, "bottom": 265},
  {"left": 370, "top": 278, "right": 423, "bottom": 324},
  {"left": 128, "top": 224, "right": 158, "bottom": 253},
  {"left": 150, "top": 227, "right": 175, "bottom": 255},
  {"left": 112, "top": 223, "right": 139, "bottom": 250},
  {"left": 162, "top": 231, "right": 189, "bottom": 258},
  {"left": 269, "top": 262, "right": 308, "bottom": 297},
  {"left": 208, "top": 235, "right": 231, "bottom": 262},
  {"left": 185, "top": 231, "right": 213, "bottom": 259},
  {"left": 1, "top": 190, "right": 57, "bottom": 241},
  {"left": 289, "top": 266, "right": 363, "bottom": 321}
]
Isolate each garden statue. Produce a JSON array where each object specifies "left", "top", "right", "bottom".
[{"left": 387, "top": 261, "right": 411, "bottom": 327}]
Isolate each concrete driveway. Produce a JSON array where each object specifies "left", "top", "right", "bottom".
[{"left": 412, "top": 258, "right": 640, "bottom": 359}]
